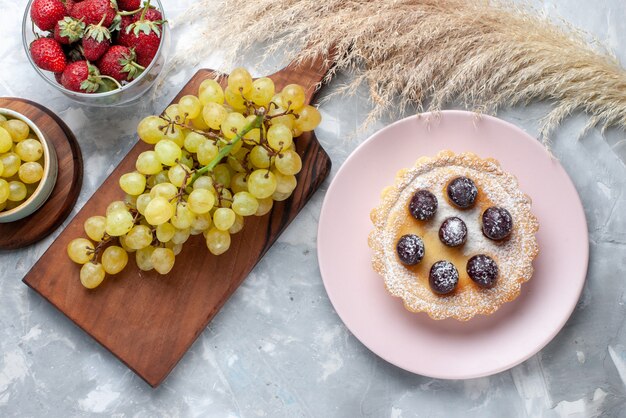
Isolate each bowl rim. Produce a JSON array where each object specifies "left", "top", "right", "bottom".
[
  {"left": 0, "top": 108, "right": 55, "bottom": 219},
  {"left": 21, "top": 0, "right": 168, "bottom": 98}
]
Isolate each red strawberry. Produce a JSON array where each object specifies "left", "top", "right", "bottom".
[
  {"left": 117, "top": 0, "right": 140, "bottom": 11},
  {"left": 98, "top": 45, "right": 144, "bottom": 81},
  {"left": 70, "top": 0, "right": 117, "bottom": 27},
  {"left": 121, "top": 2, "right": 163, "bottom": 67},
  {"left": 30, "top": 38, "right": 67, "bottom": 72},
  {"left": 54, "top": 72, "right": 63, "bottom": 84},
  {"left": 61, "top": 0, "right": 77, "bottom": 13},
  {"left": 30, "top": 0, "right": 67, "bottom": 31},
  {"left": 54, "top": 17, "right": 85, "bottom": 44},
  {"left": 60, "top": 61, "right": 102, "bottom": 92},
  {"left": 141, "top": 8, "right": 162, "bottom": 22},
  {"left": 82, "top": 15, "right": 111, "bottom": 61}
]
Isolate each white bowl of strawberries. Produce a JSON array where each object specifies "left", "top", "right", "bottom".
[{"left": 22, "top": 0, "right": 169, "bottom": 106}]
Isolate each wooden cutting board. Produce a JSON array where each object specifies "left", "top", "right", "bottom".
[{"left": 23, "top": 56, "right": 333, "bottom": 387}]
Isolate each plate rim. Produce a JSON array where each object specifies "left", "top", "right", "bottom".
[{"left": 317, "top": 110, "right": 589, "bottom": 380}]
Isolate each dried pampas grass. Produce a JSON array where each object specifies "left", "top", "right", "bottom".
[{"left": 171, "top": 0, "right": 626, "bottom": 139}]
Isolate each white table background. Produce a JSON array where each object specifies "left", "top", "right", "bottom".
[{"left": 1, "top": 0, "right": 626, "bottom": 416}]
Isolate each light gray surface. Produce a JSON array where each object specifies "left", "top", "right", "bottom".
[{"left": 1, "top": 0, "right": 626, "bottom": 416}]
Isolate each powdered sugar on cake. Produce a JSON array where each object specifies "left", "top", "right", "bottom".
[{"left": 368, "top": 151, "right": 539, "bottom": 321}]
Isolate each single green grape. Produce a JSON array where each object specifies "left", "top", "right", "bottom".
[
  {"left": 162, "top": 125, "right": 185, "bottom": 148},
  {"left": 295, "top": 105, "right": 322, "bottom": 132},
  {"left": 202, "top": 102, "right": 228, "bottom": 130},
  {"left": 267, "top": 124, "right": 293, "bottom": 151},
  {"left": 0, "top": 179, "right": 9, "bottom": 204},
  {"left": 183, "top": 131, "right": 206, "bottom": 153},
  {"left": 105, "top": 209, "right": 134, "bottom": 236},
  {"left": 136, "top": 193, "right": 152, "bottom": 215},
  {"left": 221, "top": 112, "right": 247, "bottom": 140},
  {"left": 171, "top": 227, "right": 191, "bottom": 245},
  {"left": 106, "top": 200, "right": 127, "bottom": 216},
  {"left": 188, "top": 188, "right": 215, "bottom": 214},
  {"left": 0, "top": 127, "right": 12, "bottom": 153},
  {"left": 150, "top": 182, "right": 178, "bottom": 200},
  {"left": 164, "top": 104, "right": 182, "bottom": 122},
  {"left": 151, "top": 247, "right": 176, "bottom": 274},
  {"left": 155, "top": 140, "right": 182, "bottom": 166},
  {"left": 281, "top": 84, "right": 306, "bottom": 111},
  {"left": 206, "top": 227, "right": 231, "bottom": 255},
  {"left": 136, "top": 151, "right": 163, "bottom": 175},
  {"left": 3, "top": 119, "right": 29, "bottom": 142},
  {"left": 248, "top": 169, "right": 277, "bottom": 199},
  {"left": 255, "top": 197, "right": 274, "bottom": 216},
  {"left": 193, "top": 175, "right": 214, "bottom": 191},
  {"left": 15, "top": 139, "right": 43, "bottom": 162},
  {"left": 137, "top": 116, "right": 166, "bottom": 144},
  {"left": 275, "top": 150, "right": 302, "bottom": 175},
  {"left": 67, "top": 238, "right": 94, "bottom": 264},
  {"left": 171, "top": 202, "right": 196, "bottom": 229},
  {"left": 135, "top": 246, "right": 156, "bottom": 271},
  {"left": 178, "top": 95, "right": 202, "bottom": 120},
  {"left": 249, "top": 145, "right": 271, "bottom": 169},
  {"left": 232, "top": 191, "right": 259, "bottom": 216},
  {"left": 196, "top": 140, "right": 219, "bottom": 166},
  {"left": 227, "top": 67, "right": 253, "bottom": 95},
  {"left": 230, "top": 172, "right": 248, "bottom": 194},
  {"left": 119, "top": 172, "right": 147, "bottom": 196},
  {"left": 213, "top": 164, "right": 232, "bottom": 188},
  {"left": 167, "top": 164, "right": 191, "bottom": 188},
  {"left": 249, "top": 77, "right": 275, "bottom": 107},
  {"left": 145, "top": 196, "right": 175, "bottom": 225},
  {"left": 84, "top": 215, "right": 107, "bottom": 242},
  {"left": 0, "top": 153, "right": 20, "bottom": 177},
  {"left": 125, "top": 225, "right": 153, "bottom": 250},
  {"left": 224, "top": 86, "right": 247, "bottom": 111},
  {"left": 272, "top": 190, "right": 292, "bottom": 202},
  {"left": 101, "top": 246, "right": 128, "bottom": 275},
  {"left": 156, "top": 222, "right": 176, "bottom": 242},
  {"left": 213, "top": 207, "right": 236, "bottom": 231},
  {"left": 80, "top": 262, "right": 106, "bottom": 289},
  {"left": 7, "top": 181, "right": 27, "bottom": 202},
  {"left": 273, "top": 170, "right": 298, "bottom": 194},
  {"left": 198, "top": 79, "right": 225, "bottom": 105},
  {"left": 191, "top": 212, "right": 212, "bottom": 232},
  {"left": 18, "top": 161, "right": 43, "bottom": 184}
]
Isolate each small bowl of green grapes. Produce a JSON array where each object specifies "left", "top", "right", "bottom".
[{"left": 0, "top": 108, "right": 58, "bottom": 223}]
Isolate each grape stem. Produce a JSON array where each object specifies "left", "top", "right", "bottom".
[{"left": 190, "top": 113, "right": 264, "bottom": 186}]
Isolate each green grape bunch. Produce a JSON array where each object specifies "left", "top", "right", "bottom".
[{"left": 67, "top": 67, "right": 322, "bottom": 289}]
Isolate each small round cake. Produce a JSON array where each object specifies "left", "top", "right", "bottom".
[{"left": 368, "top": 151, "right": 539, "bottom": 321}]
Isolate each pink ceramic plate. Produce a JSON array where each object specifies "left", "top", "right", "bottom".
[{"left": 317, "top": 111, "right": 588, "bottom": 379}]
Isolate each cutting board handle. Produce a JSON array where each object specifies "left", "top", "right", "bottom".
[{"left": 269, "top": 51, "right": 336, "bottom": 103}]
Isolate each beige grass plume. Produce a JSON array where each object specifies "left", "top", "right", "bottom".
[{"left": 171, "top": 0, "right": 626, "bottom": 139}]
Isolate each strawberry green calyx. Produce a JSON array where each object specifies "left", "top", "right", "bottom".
[
  {"left": 58, "top": 17, "right": 85, "bottom": 43},
  {"left": 126, "top": 0, "right": 163, "bottom": 36},
  {"left": 85, "top": 14, "right": 112, "bottom": 42},
  {"left": 79, "top": 62, "right": 104, "bottom": 93},
  {"left": 120, "top": 48, "right": 144, "bottom": 80}
]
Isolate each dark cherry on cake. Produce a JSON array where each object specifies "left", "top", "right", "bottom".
[
  {"left": 467, "top": 254, "right": 498, "bottom": 288},
  {"left": 396, "top": 234, "right": 425, "bottom": 265},
  {"left": 429, "top": 260, "right": 459, "bottom": 295},
  {"left": 439, "top": 217, "right": 467, "bottom": 247},
  {"left": 447, "top": 176, "right": 477, "bottom": 209},
  {"left": 482, "top": 206, "right": 513, "bottom": 240},
  {"left": 409, "top": 190, "right": 438, "bottom": 221}
]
